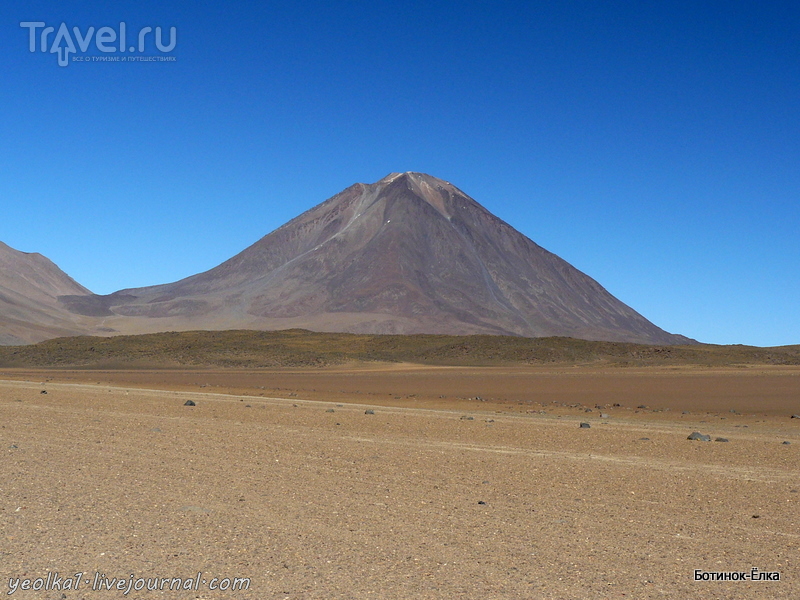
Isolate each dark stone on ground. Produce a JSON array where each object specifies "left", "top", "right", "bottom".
[
  {"left": 687, "top": 432, "right": 711, "bottom": 441},
  {"left": 579, "top": 422, "right": 591, "bottom": 429},
  {"left": 184, "top": 400, "right": 196, "bottom": 406}
]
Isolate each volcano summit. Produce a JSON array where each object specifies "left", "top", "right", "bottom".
[{"left": 57, "top": 172, "right": 690, "bottom": 344}]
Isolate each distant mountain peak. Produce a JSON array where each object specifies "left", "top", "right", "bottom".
[
  {"left": 372, "top": 171, "right": 461, "bottom": 219},
  {"left": 54, "top": 173, "right": 692, "bottom": 344},
  {"left": 0, "top": 241, "right": 92, "bottom": 344}
]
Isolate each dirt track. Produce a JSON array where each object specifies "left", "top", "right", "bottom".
[{"left": 1, "top": 368, "right": 799, "bottom": 598}]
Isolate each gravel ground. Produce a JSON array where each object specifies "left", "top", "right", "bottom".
[{"left": 1, "top": 377, "right": 798, "bottom": 599}]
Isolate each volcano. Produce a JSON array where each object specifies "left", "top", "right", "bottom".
[{"left": 58, "top": 172, "right": 691, "bottom": 344}]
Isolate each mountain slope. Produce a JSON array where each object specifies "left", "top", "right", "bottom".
[
  {"left": 0, "top": 241, "right": 93, "bottom": 344},
  {"left": 60, "top": 172, "right": 691, "bottom": 344}
]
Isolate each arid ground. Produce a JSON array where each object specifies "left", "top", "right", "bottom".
[{"left": 1, "top": 365, "right": 798, "bottom": 598}]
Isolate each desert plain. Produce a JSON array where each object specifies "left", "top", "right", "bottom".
[{"left": 1, "top": 364, "right": 799, "bottom": 599}]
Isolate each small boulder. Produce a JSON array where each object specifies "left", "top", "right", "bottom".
[
  {"left": 364, "top": 409, "right": 375, "bottom": 415},
  {"left": 687, "top": 431, "right": 711, "bottom": 441},
  {"left": 714, "top": 437, "right": 729, "bottom": 442},
  {"left": 579, "top": 422, "right": 591, "bottom": 429},
  {"left": 184, "top": 400, "right": 196, "bottom": 406}
]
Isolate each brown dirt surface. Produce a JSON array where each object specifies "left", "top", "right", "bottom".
[{"left": 1, "top": 365, "right": 799, "bottom": 598}]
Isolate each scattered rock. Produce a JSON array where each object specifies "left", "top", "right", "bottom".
[
  {"left": 792, "top": 415, "right": 800, "bottom": 419},
  {"left": 478, "top": 500, "right": 486, "bottom": 505},
  {"left": 9, "top": 444, "right": 18, "bottom": 449},
  {"left": 184, "top": 400, "right": 196, "bottom": 406},
  {"left": 782, "top": 441, "right": 791, "bottom": 445},
  {"left": 326, "top": 408, "right": 335, "bottom": 413},
  {"left": 639, "top": 437, "right": 650, "bottom": 441},
  {"left": 637, "top": 405, "right": 647, "bottom": 409},
  {"left": 584, "top": 408, "right": 593, "bottom": 412},
  {"left": 150, "top": 427, "right": 162, "bottom": 433},
  {"left": 600, "top": 413, "right": 610, "bottom": 419},
  {"left": 40, "top": 390, "right": 47, "bottom": 394},
  {"left": 460, "top": 415, "right": 474, "bottom": 421},
  {"left": 687, "top": 432, "right": 711, "bottom": 441},
  {"left": 752, "top": 514, "right": 760, "bottom": 519},
  {"left": 682, "top": 411, "right": 690, "bottom": 415},
  {"left": 364, "top": 409, "right": 375, "bottom": 415},
  {"left": 579, "top": 422, "right": 591, "bottom": 429},
  {"left": 245, "top": 404, "right": 252, "bottom": 408},
  {"left": 714, "top": 437, "right": 729, "bottom": 442}
]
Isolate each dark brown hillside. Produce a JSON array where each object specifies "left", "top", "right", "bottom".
[{"left": 1, "top": 330, "right": 795, "bottom": 369}]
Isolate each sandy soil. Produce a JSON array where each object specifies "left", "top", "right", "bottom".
[{"left": 1, "top": 366, "right": 799, "bottom": 598}]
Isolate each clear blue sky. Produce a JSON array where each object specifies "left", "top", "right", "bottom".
[{"left": 2, "top": 1, "right": 798, "bottom": 346}]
